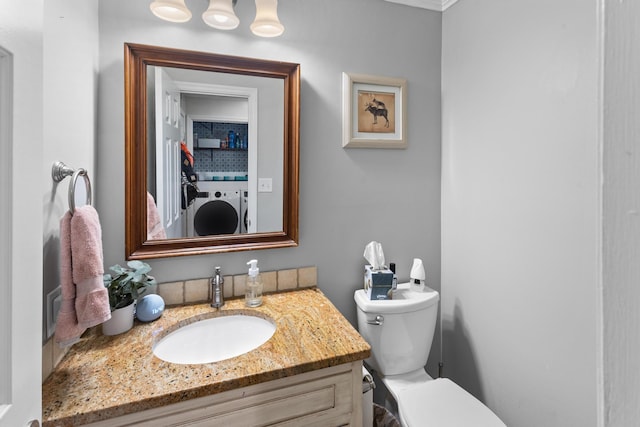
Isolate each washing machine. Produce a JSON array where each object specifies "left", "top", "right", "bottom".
[
  {"left": 189, "top": 183, "right": 241, "bottom": 236},
  {"left": 240, "top": 190, "right": 249, "bottom": 233}
]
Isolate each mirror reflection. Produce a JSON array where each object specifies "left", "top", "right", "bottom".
[
  {"left": 124, "top": 43, "right": 300, "bottom": 259},
  {"left": 146, "top": 66, "right": 284, "bottom": 240}
]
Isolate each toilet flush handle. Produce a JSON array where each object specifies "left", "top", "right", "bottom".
[{"left": 367, "top": 315, "right": 384, "bottom": 326}]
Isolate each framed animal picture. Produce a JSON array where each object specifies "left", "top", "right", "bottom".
[{"left": 342, "top": 72, "right": 407, "bottom": 148}]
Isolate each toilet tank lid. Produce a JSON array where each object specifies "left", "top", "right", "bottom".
[
  {"left": 354, "top": 283, "right": 439, "bottom": 314},
  {"left": 397, "top": 378, "right": 506, "bottom": 427}
]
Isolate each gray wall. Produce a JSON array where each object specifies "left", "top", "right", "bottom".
[
  {"left": 42, "top": 0, "right": 99, "bottom": 341},
  {"left": 97, "top": 0, "right": 442, "bottom": 372},
  {"left": 442, "top": 0, "right": 600, "bottom": 426},
  {"left": 603, "top": 0, "right": 640, "bottom": 425}
]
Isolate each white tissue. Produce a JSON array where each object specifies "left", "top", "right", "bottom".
[
  {"left": 363, "top": 241, "right": 386, "bottom": 270},
  {"left": 410, "top": 258, "right": 426, "bottom": 281}
]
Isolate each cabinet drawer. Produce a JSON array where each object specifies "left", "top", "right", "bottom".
[
  {"left": 185, "top": 381, "right": 339, "bottom": 426},
  {"left": 86, "top": 363, "right": 359, "bottom": 427}
]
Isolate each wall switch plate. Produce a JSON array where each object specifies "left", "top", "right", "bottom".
[
  {"left": 46, "top": 286, "right": 62, "bottom": 339},
  {"left": 258, "top": 178, "right": 273, "bottom": 193}
]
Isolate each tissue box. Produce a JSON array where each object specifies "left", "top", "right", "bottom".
[{"left": 364, "top": 265, "right": 394, "bottom": 300}]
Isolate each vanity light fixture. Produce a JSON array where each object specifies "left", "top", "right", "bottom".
[{"left": 150, "top": 0, "right": 284, "bottom": 37}]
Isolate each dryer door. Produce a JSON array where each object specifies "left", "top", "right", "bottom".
[{"left": 193, "top": 200, "right": 239, "bottom": 235}]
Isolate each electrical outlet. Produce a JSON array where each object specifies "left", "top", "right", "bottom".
[
  {"left": 258, "top": 178, "right": 273, "bottom": 193},
  {"left": 46, "top": 287, "right": 62, "bottom": 339}
]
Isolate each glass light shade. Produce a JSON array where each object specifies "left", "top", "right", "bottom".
[
  {"left": 150, "top": 0, "right": 192, "bottom": 23},
  {"left": 202, "top": 0, "right": 240, "bottom": 30},
  {"left": 250, "top": 0, "right": 284, "bottom": 37}
]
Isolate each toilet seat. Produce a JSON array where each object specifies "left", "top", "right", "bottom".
[{"left": 396, "top": 378, "right": 506, "bottom": 427}]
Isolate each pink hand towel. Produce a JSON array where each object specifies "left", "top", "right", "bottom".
[
  {"left": 147, "top": 192, "right": 166, "bottom": 240},
  {"left": 55, "top": 206, "right": 111, "bottom": 347}
]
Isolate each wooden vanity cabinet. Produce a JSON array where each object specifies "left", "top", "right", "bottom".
[{"left": 85, "top": 362, "right": 363, "bottom": 427}]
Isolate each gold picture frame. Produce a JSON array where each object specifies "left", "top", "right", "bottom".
[{"left": 342, "top": 72, "right": 407, "bottom": 149}]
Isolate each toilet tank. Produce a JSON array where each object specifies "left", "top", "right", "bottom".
[{"left": 355, "top": 283, "right": 439, "bottom": 376}]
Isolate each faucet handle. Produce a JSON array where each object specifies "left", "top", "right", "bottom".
[
  {"left": 213, "top": 266, "right": 224, "bottom": 284},
  {"left": 211, "top": 267, "right": 225, "bottom": 309}
]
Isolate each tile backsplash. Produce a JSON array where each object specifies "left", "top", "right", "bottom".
[
  {"left": 194, "top": 149, "right": 248, "bottom": 174},
  {"left": 193, "top": 121, "right": 248, "bottom": 173},
  {"left": 158, "top": 266, "right": 318, "bottom": 305}
]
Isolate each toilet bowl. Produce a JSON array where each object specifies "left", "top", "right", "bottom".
[{"left": 355, "top": 282, "right": 506, "bottom": 427}]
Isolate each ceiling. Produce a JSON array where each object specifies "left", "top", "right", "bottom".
[{"left": 384, "top": 0, "right": 460, "bottom": 12}]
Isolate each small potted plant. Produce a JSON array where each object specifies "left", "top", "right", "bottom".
[{"left": 102, "top": 260, "right": 157, "bottom": 335}]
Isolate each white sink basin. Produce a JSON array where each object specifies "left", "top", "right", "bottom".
[{"left": 153, "top": 314, "right": 276, "bottom": 364}]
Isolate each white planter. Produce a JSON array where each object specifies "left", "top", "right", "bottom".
[{"left": 102, "top": 303, "right": 135, "bottom": 336}]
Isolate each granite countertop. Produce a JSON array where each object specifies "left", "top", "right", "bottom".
[{"left": 42, "top": 288, "right": 370, "bottom": 426}]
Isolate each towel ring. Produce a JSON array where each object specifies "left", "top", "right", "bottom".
[{"left": 51, "top": 161, "right": 92, "bottom": 214}]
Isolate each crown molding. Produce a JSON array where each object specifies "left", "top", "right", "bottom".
[{"left": 384, "top": 0, "right": 460, "bottom": 12}]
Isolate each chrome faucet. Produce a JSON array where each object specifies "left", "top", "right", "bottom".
[{"left": 211, "top": 266, "right": 224, "bottom": 309}]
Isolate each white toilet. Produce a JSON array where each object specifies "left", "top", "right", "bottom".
[{"left": 355, "top": 282, "right": 506, "bottom": 427}]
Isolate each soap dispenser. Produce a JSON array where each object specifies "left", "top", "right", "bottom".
[
  {"left": 409, "top": 258, "right": 426, "bottom": 292},
  {"left": 245, "top": 259, "right": 263, "bottom": 307}
]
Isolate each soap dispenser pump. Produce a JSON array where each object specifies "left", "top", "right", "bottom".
[
  {"left": 245, "top": 259, "right": 263, "bottom": 307},
  {"left": 409, "top": 258, "right": 426, "bottom": 292}
]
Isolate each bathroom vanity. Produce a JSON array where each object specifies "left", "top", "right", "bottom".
[{"left": 42, "top": 288, "right": 370, "bottom": 426}]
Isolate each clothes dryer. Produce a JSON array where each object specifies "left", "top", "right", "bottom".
[
  {"left": 190, "top": 186, "right": 241, "bottom": 236},
  {"left": 240, "top": 190, "right": 249, "bottom": 233}
]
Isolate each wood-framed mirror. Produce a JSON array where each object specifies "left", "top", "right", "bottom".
[{"left": 125, "top": 43, "right": 299, "bottom": 259}]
